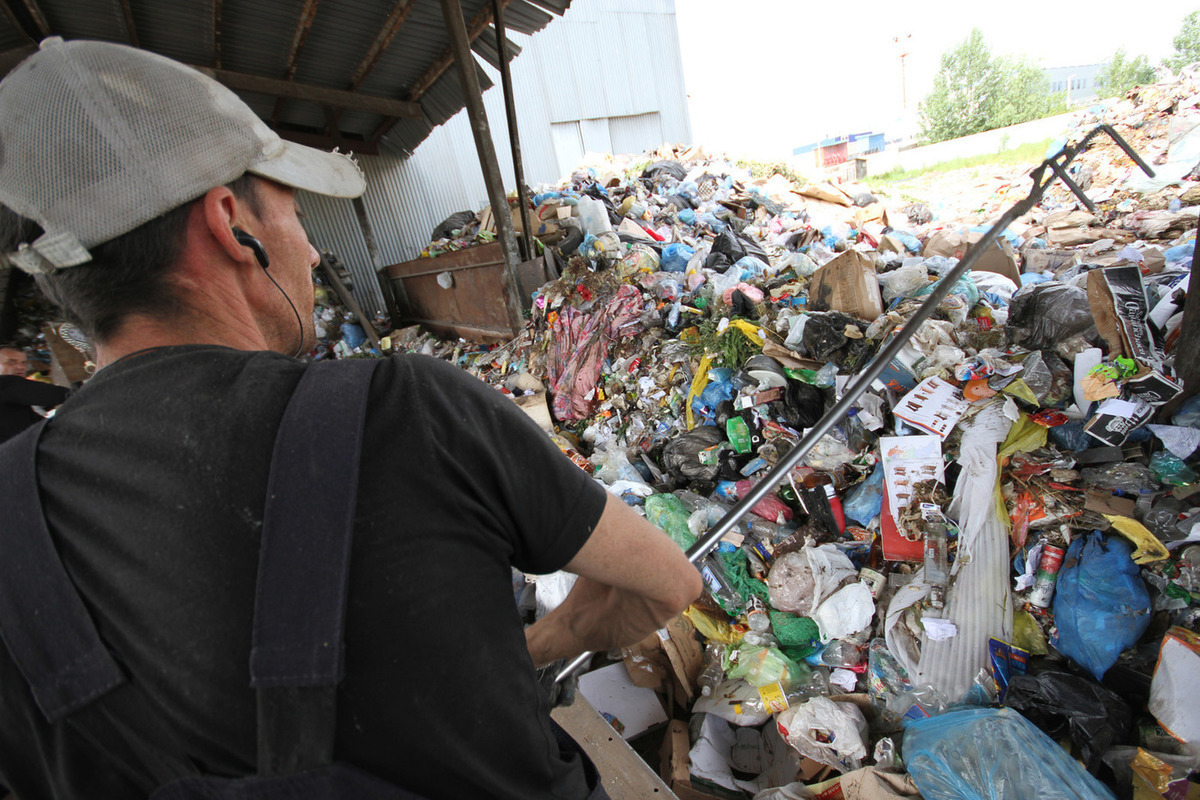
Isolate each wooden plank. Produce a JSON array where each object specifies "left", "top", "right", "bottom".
[
  {"left": 318, "top": 255, "right": 381, "bottom": 351},
  {"left": 552, "top": 697, "right": 676, "bottom": 800},
  {"left": 210, "top": 0, "right": 222, "bottom": 68},
  {"left": 438, "top": 0, "right": 523, "bottom": 336},
  {"left": 492, "top": 0, "right": 533, "bottom": 260},
  {"left": 324, "top": 0, "right": 415, "bottom": 136},
  {"left": 114, "top": 0, "right": 138, "bottom": 47},
  {"left": 192, "top": 66, "right": 422, "bottom": 119},
  {"left": 17, "top": 0, "right": 49, "bottom": 38}
]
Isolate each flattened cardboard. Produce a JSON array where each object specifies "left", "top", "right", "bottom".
[
  {"left": 808, "top": 250, "right": 884, "bottom": 322},
  {"left": 660, "top": 720, "right": 728, "bottom": 800},
  {"left": 922, "top": 228, "right": 1020, "bottom": 284},
  {"left": 1087, "top": 267, "right": 1160, "bottom": 369}
]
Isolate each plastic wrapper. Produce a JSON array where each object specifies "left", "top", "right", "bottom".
[
  {"left": 1052, "top": 532, "right": 1151, "bottom": 681},
  {"left": 1148, "top": 627, "right": 1200, "bottom": 743},
  {"left": 644, "top": 493, "right": 697, "bottom": 550},
  {"left": 766, "top": 545, "right": 856, "bottom": 616},
  {"left": 904, "top": 707, "right": 1117, "bottom": 800},
  {"left": 1005, "top": 282, "right": 1101, "bottom": 351},
  {"left": 1150, "top": 451, "right": 1197, "bottom": 486},
  {"left": 776, "top": 696, "right": 869, "bottom": 773},
  {"left": 1078, "top": 462, "right": 1161, "bottom": 494},
  {"left": 693, "top": 679, "right": 773, "bottom": 726},
  {"left": 1003, "top": 664, "right": 1132, "bottom": 775}
]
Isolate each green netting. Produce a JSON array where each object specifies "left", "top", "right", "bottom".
[
  {"left": 771, "top": 611, "right": 821, "bottom": 659},
  {"left": 717, "top": 549, "right": 771, "bottom": 605}
]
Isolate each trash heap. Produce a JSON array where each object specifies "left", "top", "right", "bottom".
[{"left": 381, "top": 71, "right": 1200, "bottom": 800}]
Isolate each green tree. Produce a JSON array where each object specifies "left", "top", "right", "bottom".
[
  {"left": 1097, "top": 49, "right": 1156, "bottom": 96},
  {"left": 918, "top": 29, "right": 1065, "bottom": 144},
  {"left": 1166, "top": 10, "right": 1200, "bottom": 71}
]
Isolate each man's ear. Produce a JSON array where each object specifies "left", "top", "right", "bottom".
[{"left": 200, "top": 185, "right": 256, "bottom": 268}]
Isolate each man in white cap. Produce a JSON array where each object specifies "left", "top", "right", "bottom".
[{"left": 0, "top": 38, "right": 700, "bottom": 799}]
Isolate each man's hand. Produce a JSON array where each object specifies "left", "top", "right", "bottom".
[{"left": 525, "top": 493, "right": 702, "bottom": 667}]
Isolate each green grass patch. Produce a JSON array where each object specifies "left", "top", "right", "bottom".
[{"left": 869, "top": 138, "right": 1054, "bottom": 186}]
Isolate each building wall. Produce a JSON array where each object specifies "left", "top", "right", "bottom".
[
  {"left": 299, "top": 0, "right": 692, "bottom": 317},
  {"left": 1044, "top": 63, "right": 1104, "bottom": 104}
]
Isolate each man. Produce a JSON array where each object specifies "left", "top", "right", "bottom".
[
  {"left": 0, "top": 345, "right": 69, "bottom": 442},
  {"left": 0, "top": 37, "right": 701, "bottom": 798}
]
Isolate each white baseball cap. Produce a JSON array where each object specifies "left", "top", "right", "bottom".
[{"left": 0, "top": 37, "right": 366, "bottom": 274}]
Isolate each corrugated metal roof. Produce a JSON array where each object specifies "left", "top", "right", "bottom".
[{"left": 4, "top": 0, "right": 572, "bottom": 155}]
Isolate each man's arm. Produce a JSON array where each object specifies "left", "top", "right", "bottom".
[
  {"left": 525, "top": 492, "right": 703, "bottom": 667},
  {"left": 0, "top": 377, "right": 69, "bottom": 409}
]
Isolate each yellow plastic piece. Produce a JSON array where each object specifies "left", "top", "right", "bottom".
[
  {"left": 684, "top": 605, "right": 740, "bottom": 645},
  {"left": 998, "top": 413, "right": 1048, "bottom": 463},
  {"left": 1104, "top": 515, "right": 1170, "bottom": 564},
  {"left": 685, "top": 353, "right": 713, "bottom": 431}
]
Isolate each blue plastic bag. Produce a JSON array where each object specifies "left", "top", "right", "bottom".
[
  {"left": 1052, "top": 532, "right": 1151, "bottom": 681},
  {"left": 843, "top": 463, "right": 884, "bottom": 526},
  {"left": 660, "top": 243, "right": 694, "bottom": 273},
  {"left": 904, "top": 707, "right": 1116, "bottom": 800}
]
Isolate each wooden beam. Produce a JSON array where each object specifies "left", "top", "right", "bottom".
[
  {"left": 114, "top": 0, "right": 138, "bottom": 47},
  {"left": 323, "top": 0, "right": 414, "bottom": 136},
  {"left": 211, "top": 0, "right": 222, "bottom": 68},
  {"left": 0, "top": 3, "right": 35, "bottom": 44},
  {"left": 492, "top": 0, "right": 532, "bottom": 259},
  {"left": 439, "top": 0, "right": 523, "bottom": 336},
  {"left": 276, "top": 128, "right": 379, "bottom": 156},
  {"left": 17, "top": 0, "right": 48, "bottom": 38},
  {"left": 270, "top": 0, "right": 321, "bottom": 125},
  {"left": 370, "top": 0, "right": 514, "bottom": 144},
  {"left": 192, "top": 66, "right": 422, "bottom": 119}
]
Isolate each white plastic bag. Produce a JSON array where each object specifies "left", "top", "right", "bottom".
[
  {"left": 776, "top": 696, "right": 869, "bottom": 772},
  {"left": 812, "top": 582, "right": 875, "bottom": 642},
  {"left": 766, "top": 544, "right": 856, "bottom": 616}
]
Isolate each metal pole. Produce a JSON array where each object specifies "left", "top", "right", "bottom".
[
  {"left": 491, "top": 0, "right": 534, "bottom": 260},
  {"left": 352, "top": 195, "right": 405, "bottom": 326},
  {"left": 439, "top": 0, "right": 524, "bottom": 335}
]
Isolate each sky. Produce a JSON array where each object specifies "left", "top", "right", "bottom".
[{"left": 674, "top": 0, "right": 1200, "bottom": 160}]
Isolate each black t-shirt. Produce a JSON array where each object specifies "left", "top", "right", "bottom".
[
  {"left": 0, "top": 374, "right": 69, "bottom": 443},
  {"left": 0, "top": 346, "right": 607, "bottom": 799}
]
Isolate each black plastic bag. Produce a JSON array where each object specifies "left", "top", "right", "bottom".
[
  {"left": 1005, "top": 663, "right": 1132, "bottom": 776},
  {"left": 429, "top": 210, "right": 477, "bottom": 241},
  {"left": 773, "top": 382, "right": 826, "bottom": 431},
  {"left": 662, "top": 425, "right": 724, "bottom": 482},
  {"left": 1005, "top": 282, "right": 1101, "bottom": 351},
  {"left": 641, "top": 160, "right": 687, "bottom": 182},
  {"left": 712, "top": 229, "right": 770, "bottom": 267}
]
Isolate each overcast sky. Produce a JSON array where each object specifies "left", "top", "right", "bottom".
[{"left": 674, "top": 0, "right": 1200, "bottom": 159}]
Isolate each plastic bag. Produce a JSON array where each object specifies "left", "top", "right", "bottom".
[
  {"left": 660, "top": 242, "right": 694, "bottom": 273},
  {"left": 904, "top": 707, "right": 1117, "bottom": 800},
  {"left": 776, "top": 696, "right": 869, "bottom": 773},
  {"left": 1052, "top": 532, "right": 1151, "bottom": 681},
  {"left": 644, "top": 493, "right": 697, "bottom": 550},
  {"left": 1003, "top": 664, "right": 1132, "bottom": 775},
  {"left": 812, "top": 582, "right": 875, "bottom": 642},
  {"left": 843, "top": 463, "right": 884, "bottom": 526},
  {"left": 726, "top": 644, "right": 805, "bottom": 689},
  {"left": 879, "top": 262, "right": 930, "bottom": 302},
  {"left": 1005, "top": 282, "right": 1100, "bottom": 351},
  {"left": 766, "top": 545, "right": 856, "bottom": 616}
]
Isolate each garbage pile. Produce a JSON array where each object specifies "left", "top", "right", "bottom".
[{"left": 382, "top": 71, "right": 1200, "bottom": 800}]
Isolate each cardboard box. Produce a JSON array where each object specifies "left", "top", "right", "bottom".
[
  {"left": 808, "top": 250, "right": 884, "bottom": 322},
  {"left": 659, "top": 719, "right": 732, "bottom": 800},
  {"left": 623, "top": 614, "right": 704, "bottom": 702},
  {"left": 1087, "top": 266, "right": 1160, "bottom": 369},
  {"left": 922, "top": 228, "right": 1020, "bottom": 284}
]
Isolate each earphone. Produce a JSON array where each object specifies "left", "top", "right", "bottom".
[
  {"left": 231, "top": 227, "right": 270, "bottom": 269},
  {"left": 231, "top": 227, "right": 304, "bottom": 359}
]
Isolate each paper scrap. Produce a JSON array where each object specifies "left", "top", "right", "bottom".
[
  {"left": 893, "top": 376, "right": 970, "bottom": 440},
  {"left": 1148, "top": 424, "right": 1200, "bottom": 461},
  {"left": 879, "top": 435, "right": 944, "bottom": 525},
  {"left": 830, "top": 668, "right": 858, "bottom": 692},
  {"left": 922, "top": 618, "right": 958, "bottom": 640},
  {"left": 1014, "top": 541, "right": 1044, "bottom": 592}
]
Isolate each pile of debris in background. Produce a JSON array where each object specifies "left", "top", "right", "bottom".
[{"left": 377, "top": 69, "right": 1200, "bottom": 800}]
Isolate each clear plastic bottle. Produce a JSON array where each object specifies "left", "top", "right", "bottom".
[
  {"left": 699, "top": 555, "right": 742, "bottom": 616},
  {"left": 745, "top": 596, "right": 770, "bottom": 633},
  {"left": 923, "top": 522, "right": 949, "bottom": 609},
  {"left": 698, "top": 643, "right": 726, "bottom": 697}
]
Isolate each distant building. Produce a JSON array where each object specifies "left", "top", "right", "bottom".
[
  {"left": 793, "top": 132, "right": 887, "bottom": 169},
  {"left": 1044, "top": 63, "right": 1105, "bottom": 105}
]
